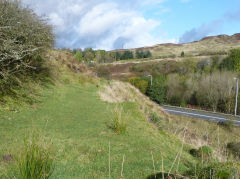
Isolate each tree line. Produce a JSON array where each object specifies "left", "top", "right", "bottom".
[
  {"left": 72, "top": 48, "right": 152, "bottom": 63},
  {"left": 129, "top": 49, "right": 240, "bottom": 114}
]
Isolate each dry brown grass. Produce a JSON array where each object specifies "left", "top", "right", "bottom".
[{"left": 98, "top": 81, "right": 168, "bottom": 116}]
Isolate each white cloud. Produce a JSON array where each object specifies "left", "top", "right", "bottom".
[{"left": 22, "top": 0, "right": 173, "bottom": 50}]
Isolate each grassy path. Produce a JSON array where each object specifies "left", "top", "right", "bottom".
[{"left": 0, "top": 83, "right": 194, "bottom": 178}]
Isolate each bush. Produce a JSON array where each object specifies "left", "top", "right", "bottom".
[
  {"left": 16, "top": 133, "right": 55, "bottom": 179},
  {"left": 96, "top": 66, "right": 110, "bottom": 79},
  {"left": 146, "top": 75, "right": 166, "bottom": 104},
  {"left": 186, "top": 162, "right": 240, "bottom": 178},
  {"left": 120, "top": 51, "right": 134, "bottom": 60},
  {"left": 0, "top": 0, "right": 54, "bottom": 79},
  {"left": 190, "top": 146, "right": 213, "bottom": 161},
  {"left": 181, "top": 51, "right": 185, "bottom": 57},
  {"left": 227, "top": 142, "right": 240, "bottom": 157},
  {"left": 197, "top": 146, "right": 213, "bottom": 161},
  {"left": 136, "top": 50, "right": 152, "bottom": 59},
  {"left": 128, "top": 77, "right": 149, "bottom": 94},
  {"left": 0, "top": 0, "right": 54, "bottom": 97},
  {"left": 189, "top": 148, "right": 198, "bottom": 157},
  {"left": 219, "top": 48, "right": 240, "bottom": 71},
  {"left": 74, "top": 51, "right": 84, "bottom": 62}
]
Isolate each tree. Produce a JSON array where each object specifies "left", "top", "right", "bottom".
[
  {"left": 136, "top": 50, "right": 152, "bottom": 59},
  {"left": 146, "top": 75, "right": 167, "bottom": 104},
  {"left": 219, "top": 48, "right": 240, "bottom": 71},
  {"left": 83, "top": 48, "right": 95, "bottom": 62},
  {"left": 74, "top": 51, "right": 83, "bottom": 62},
  {"left": 0, "top": 0, "right": 54, "bottom": 79},
  {"left": 120, "top": 51, "right": 134, "bottom": 60},
  {"left": 95, "top": 50, "right": 106, "bottom": 63}
]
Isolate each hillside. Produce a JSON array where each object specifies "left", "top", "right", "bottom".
[
  {"left": 0, "top": 50, "right": 194, "bottom": 178},
  {"left": 1, "top": 50, "right": 240, "bottom": 178},
  {"left": 111, "top": 33, "right": 240, "bottom": 58}
]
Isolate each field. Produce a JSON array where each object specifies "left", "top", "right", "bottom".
[{"left": 0, "top": 55, "right": 197, "bottom": 178}]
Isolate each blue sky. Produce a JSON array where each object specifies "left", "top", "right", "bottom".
[
  {"left": 23, "top": 0, "right": 240, "bottom": 49},
  {"left": 148, "top": 0, "right": 240, "bottom": 42}
]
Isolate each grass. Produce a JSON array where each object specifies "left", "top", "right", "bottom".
[
  {"left": 1, "top": 50, "right": 239, "bottom": 178},
  {"left": 16, "top": 132, "right": 55, "bottom": 179},
  {"left": 0, "top": 77, "right": 196, "bottom": 178}
]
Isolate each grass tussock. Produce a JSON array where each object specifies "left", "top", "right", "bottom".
[
  {"left": 16, "top": 132, "right": 55, "bottom": 179},
  {"left": 108, "top": 105, "right": 128, "bottom": 134}
]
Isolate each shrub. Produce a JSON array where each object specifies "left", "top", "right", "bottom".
[
  {"left": 217, "top": 119, "right": 234, "bottom": 131},
  {"left": 146, "top": 75, "right": 166, "bottom": 104},
  {"left": 181, "top": 51, "right": 185, "bottom": 57},
  {"left": 16, "top": 133, "right": 55, "bottom": 179},
  {"left": 190, "top": 146, "right": 213, "bottom": 161},
  {"left": 120, "top": 51, "right": 134, "bottom": 60},
  {"left": 227, "top": 142, "right": 240, "bottom": 157},
  {"left": 136, "top": 50, "right": 152, "bottom": 59},
  {"left": 96, "top": 66, "right": 110, "bottom": 79},
  {"left": 219, "top": 48, "right": 240, "bottom": 71},
  {"left": 196, "top": 146, "right": 213, "bottom": 161},
  {"left": 128, "top": 77, "right": 149, "bottom": 94},
  {"left": 74, "top": 51, "right": 84, "bottom": 62},
  {"left": 108, "top": 105, "right": 128, "bottom": 134},
  {"left": 0, "top": 0, "right": 54, "bottom": 79},
  {"left": 186, "top": 162, "right": 240, "bottom": 178},
  {"left": 189, "top": 148, "right": 198, "bottom": 157}
]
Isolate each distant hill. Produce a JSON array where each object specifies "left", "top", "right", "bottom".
[{"left": 111, "top": 33, "right": 240, "bottom": 58}]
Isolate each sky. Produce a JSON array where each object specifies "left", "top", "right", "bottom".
[{"left": 22, "top": 0, "right": 240, "bottom": 50}]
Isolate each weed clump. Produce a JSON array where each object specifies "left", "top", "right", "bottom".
[
  {"left": 190, "top": 146, "right": 213, "bottom": 161},
  {"left": 186, "top": 162, "right": 240, "bottom": 178},
  {"left": 149, "top": 112, "right": 162, "bottom": 130},
  {"left": 218, "top": 119, "right": 234, "bottom": 131},
  {"left": 108, "top": 105, "right": 128, "bottom": 134},
  {"left": 16, "top": 132, "right": 55, "bottom": 179}
]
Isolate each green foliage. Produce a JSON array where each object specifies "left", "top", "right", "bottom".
[
  {"left": 181, "top": 51, "right": 185, "bottom": 57},
  {"left": 120, "top": 50, "right": 134, "bottom": 60},
  {"left": 186, "top": 162, "right": 240, "bottom": 179},
  {"left": 149, "top": 112, "right": 162, "bottom": 130},
  {"left": 219, "top": 57, "right": 235, "bottom": 71},
  {"left": 146, "top": 75, "right": 166, "bottom": 104},
  {"left": 136, "top": 50, "right": 152, "bottom": 59},
  {"left": 16, "top": 133, "right": 55, "bottom": 179},
  {"left": 219, "top": 48, "right": 240, "bottom": 71},
  {"left": 168, "top": 95, "right": 186, "bottom": 106},
  {"left": 115, "top": 52, "right": 121, "bottom": 61},
  {"left": 128, "top": 77, "right": 149, "bottom": 94},
  {"left": 227, "top": 142, "right": 240, "bottom": 157},
  {"left": 108, "top": 105, "right": 128, "bottom": 134},
  {"left": 0, "top": 0, "right": 54, "bottom": 95},
  {"left": 74, "top": 51, "right": 83, "bottom": 62},
  {"left": 196, "top": 146, "right": 213, "bottom": 161}
]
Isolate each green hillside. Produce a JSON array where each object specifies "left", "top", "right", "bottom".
[{"left": 0, "top": 52, "right": 196, "bottom": 178}]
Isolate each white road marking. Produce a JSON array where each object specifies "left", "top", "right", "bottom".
[{"left": 163, "top": 108, "right": 240, "bottom": 124}]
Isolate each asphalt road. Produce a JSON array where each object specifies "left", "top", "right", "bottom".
[{"left": 161, "top": 105, "right": 240, "bottom": 126}]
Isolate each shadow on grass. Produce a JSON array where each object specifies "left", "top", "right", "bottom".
[{"left": 147, "top": 172, "right": 185, "bottom": 179}]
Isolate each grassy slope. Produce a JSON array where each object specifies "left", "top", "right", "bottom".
[{"left": 0, "top": 66, "right": 195, "bottom": 178}]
